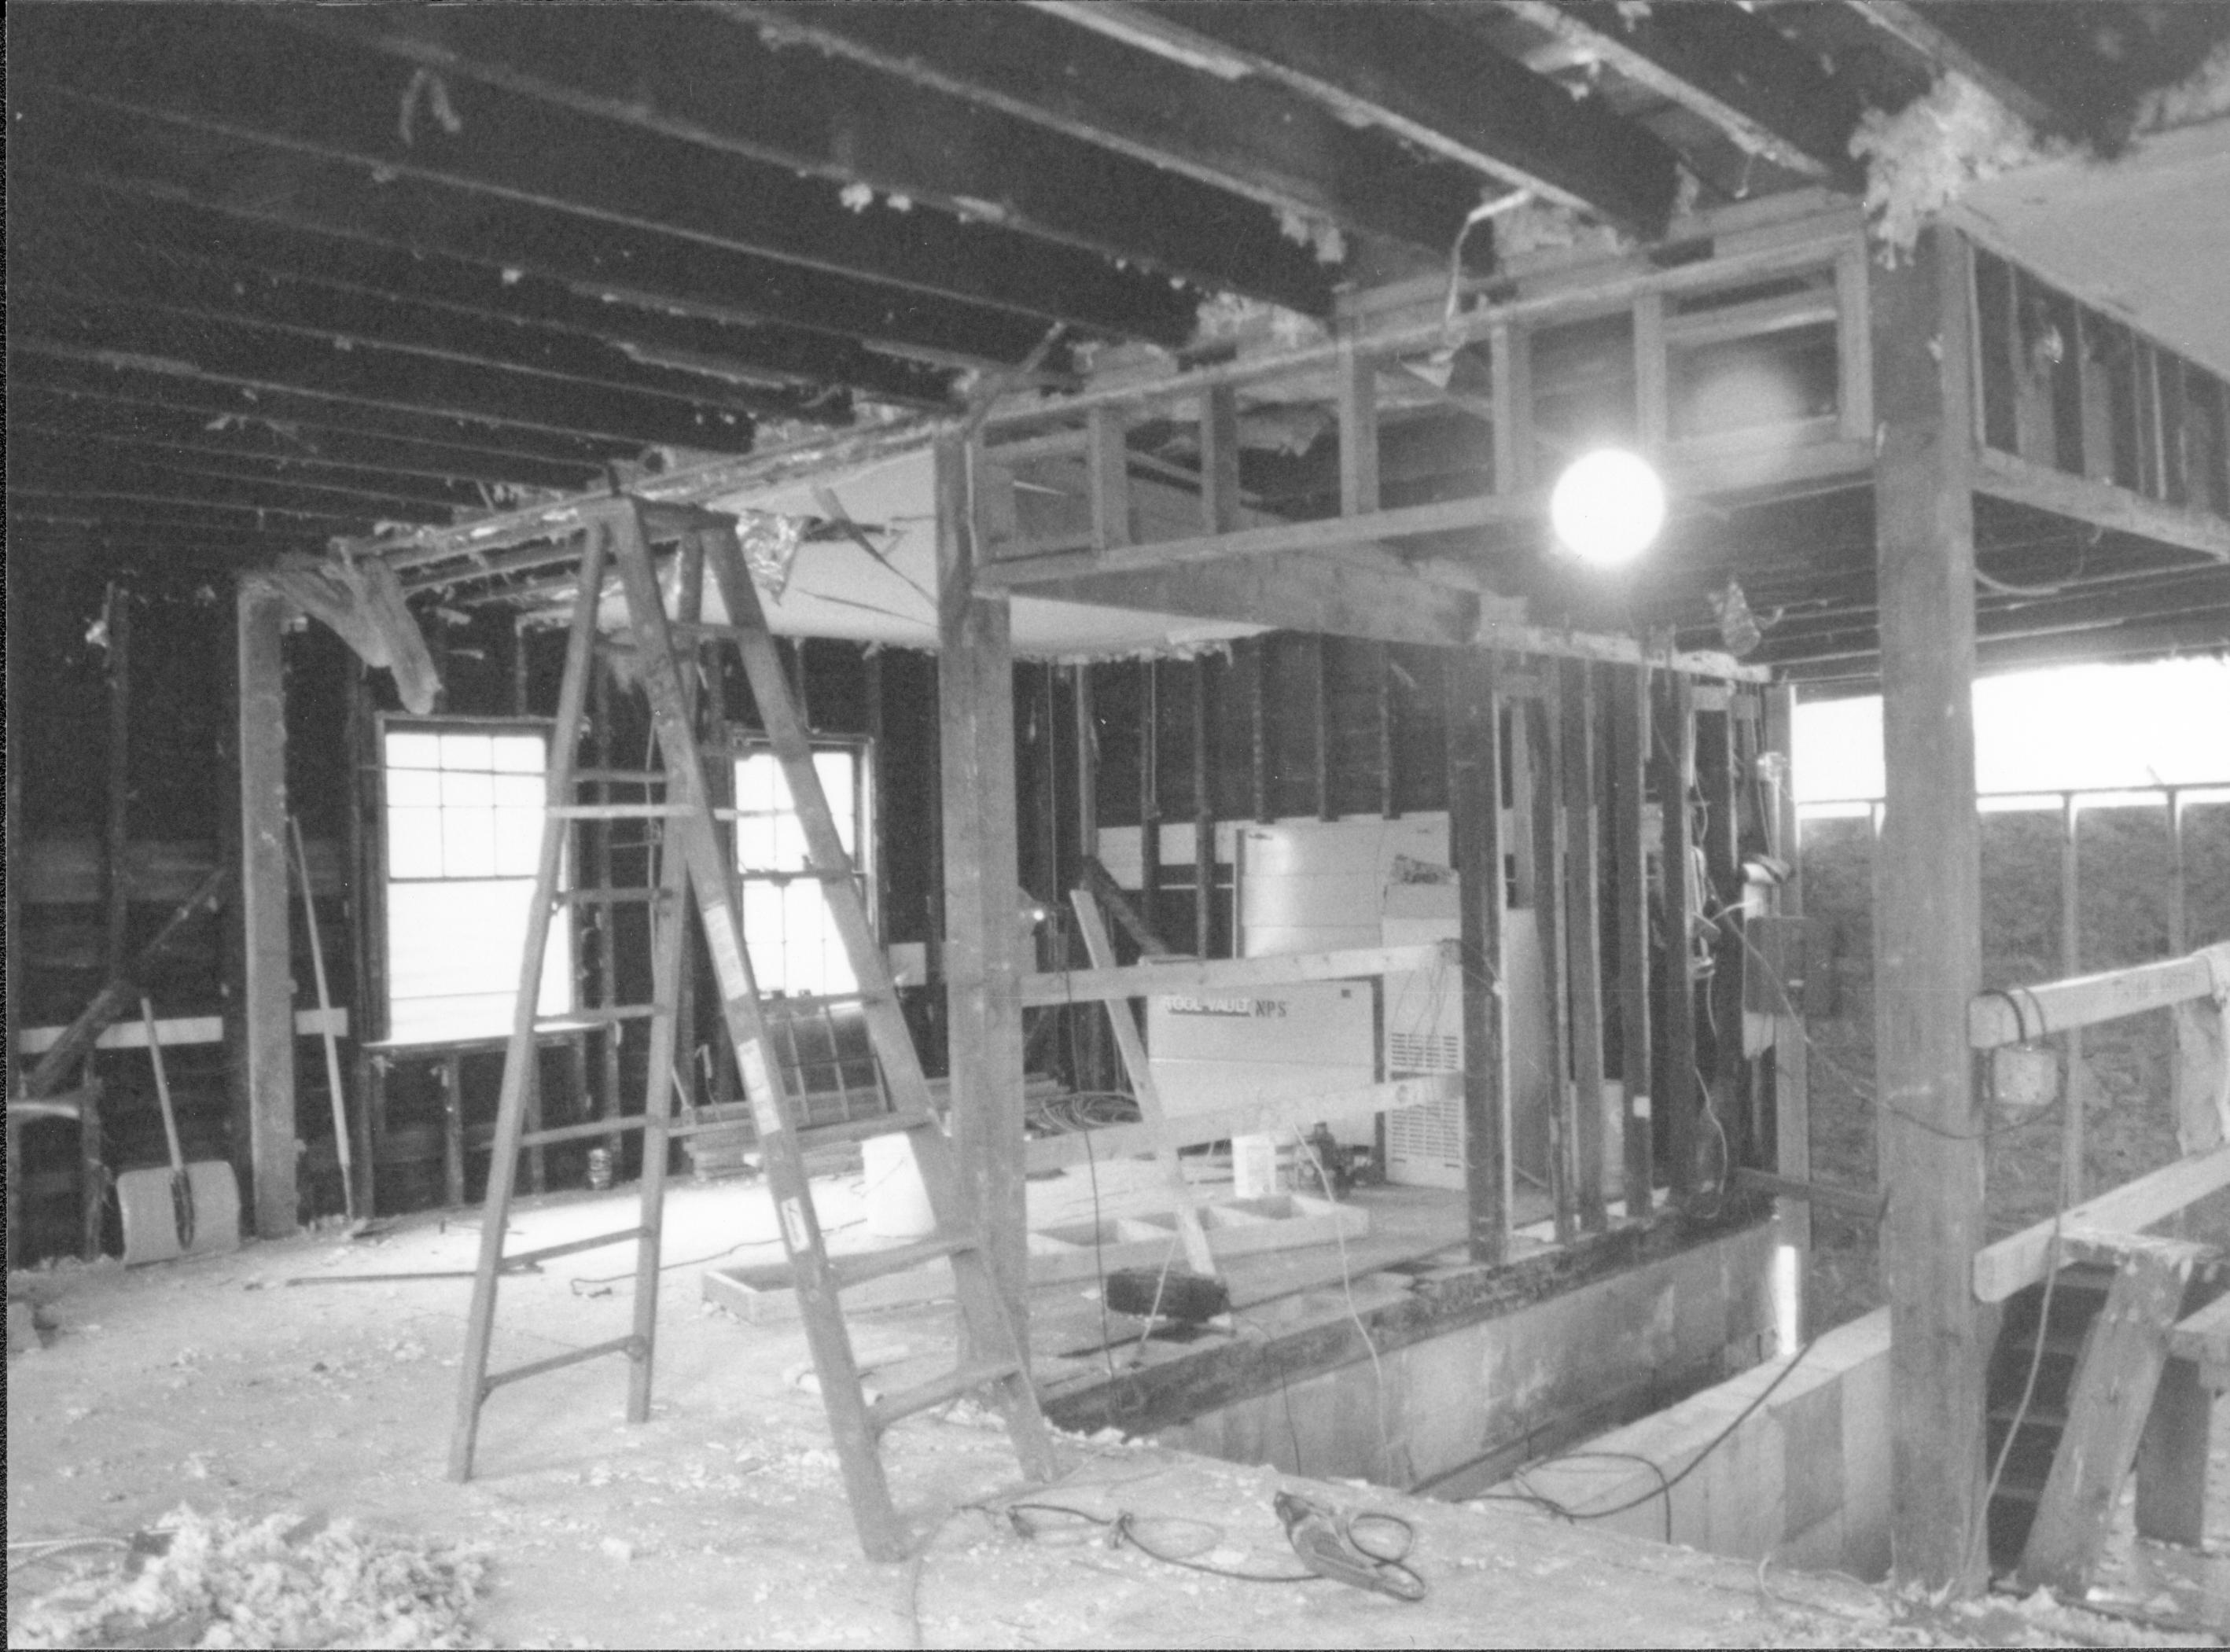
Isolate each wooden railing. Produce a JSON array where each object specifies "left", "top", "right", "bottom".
[{"left": 1968, "top": 942, "right": 2230, "bottom": 1302}]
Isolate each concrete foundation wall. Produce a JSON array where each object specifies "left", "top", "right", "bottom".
[
  {"left": 1154, "top": 1223, "right": 1779, "bottom": 1493},
  {"left": 1496, "top": 1306, "right": 1895, "bottom": 1580}
]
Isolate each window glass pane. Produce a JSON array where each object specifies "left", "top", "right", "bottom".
[
  {"left": 388, "top": 808, "right": 443, "bottom": 880},
  {"left": 442, "top": 770, "right": 495, "bottom": 809},
  {"left": 738, "top": 755, "right": 777, "bottom": 814},
  {"left": 727, "top": 745, "right": 863, "bottom": 998},
  {"left": 441, "top": 733, "right": 495, "bottom": 771},
  {"left": 491, "top": 734, "right": 545, "bottom": 773},
  {"left": 815, "top": 752, "right": 856, "bottom": 853},
  {"left": 771, "top": 815, "right": 808, "bottom": 872},
  {"left": 494, "top": 808, "right": 542, "bottom": 876},
  {"left": 442, "top": 808, "right": 497, "bottom": 878},
  {"left": 386, "top": 769, "right": 440, "bottom": 808},
  {"left": 493, "top": 774, "right": 543, "bottom": 810},
  {"left": 386, "top": 730, "right": 443, "bottom": 771},
  {"left": 736, "top": 816, "right": 777, "bottom": 872}
]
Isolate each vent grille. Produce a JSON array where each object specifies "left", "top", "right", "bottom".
[{"left": 1386, "top": 1030, "right": 1461, "bottom": 1074}]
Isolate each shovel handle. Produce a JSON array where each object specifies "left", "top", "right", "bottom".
[{"left": 140, "top": 995, "right": 186, "bottom": 1176}]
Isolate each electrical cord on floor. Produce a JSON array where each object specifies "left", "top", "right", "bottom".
[
  {"left": 999, "top": 1501, "right": 1319, "bottom": 1585},
  {"left": 565, "top": 1216, "right": 863, "bottom": 1292},
  {"left": 1292, "top": 1129, "right": 1395, "bottom": 1483}
]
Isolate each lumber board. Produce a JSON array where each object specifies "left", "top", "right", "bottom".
[
  {"left": 1020, "top": 942, "right": 1451, "bottom": 1009},
  {"left": 1023, "top": 1075, "right": 1462, "bottom": 1176},
  {"left": 1973, "top": 1146, "right": 2230, "bottom": 1302},
  {"left": 2168, "top": 1289, "right": 2230, "bottom": 1369},
  {"left": 2017, "top": 1241, "right": 2197, "bottom": 1593},
  {"left": 1971, "top": 447, "right": 2230, "bottom": 564},
  {"left": 1968, "top": 952, "right": 2219, "bottom": 1049},
  {"left": 1448, "top": 649, "right": 1510, "bottom": 1264}
]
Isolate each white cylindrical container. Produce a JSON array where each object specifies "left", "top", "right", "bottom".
[
  {"left": 862, "top": 1134, "right": 937, "bottom": 1238},
  {"left": 1233, "top": 1132, "right": 1282, "bottom": 1201}
]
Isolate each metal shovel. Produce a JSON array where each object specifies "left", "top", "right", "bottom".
[{"left": 116, "top": 996, "right": 241, "bottom": 1264}]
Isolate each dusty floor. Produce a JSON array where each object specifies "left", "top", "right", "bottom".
[{"left": 17, "top": 1168, "right": 2195, "bottom": 1650}]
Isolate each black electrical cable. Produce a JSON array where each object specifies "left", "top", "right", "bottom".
[{"left": 999, "top": 1502, "right": 1319, "bottom": 1588}]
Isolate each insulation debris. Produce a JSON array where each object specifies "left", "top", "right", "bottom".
[{"left": 11, "top": 1505, "right": 489, "bottom": 1650}]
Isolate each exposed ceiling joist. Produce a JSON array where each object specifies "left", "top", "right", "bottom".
[
  {"left": 290, "top": 6, "right": 1334, "bottom": 318},
  {"left": 1496, "top": 2, "right": 1862, "bottom": 186},
  {"left": 730, "top": 1, "right": 1486, "bottom": 260},
  {"left": 13, "top": 92, "right": 1057, "bottom": 377},
  {"left": 10, "top": 447, "right": 466, "bottom": 521},
  {"left": 11, "top": 432, "right": 493, "bottom": 514},
  {"left": 1832, "top": 0, "right": 2061, "bottom": 133},
  {"left": 19, "top": 8, "right": 1197, "bottom": 349},
  {"left": 1050, "top": 2, "right": 1682, "bottom": 234}
]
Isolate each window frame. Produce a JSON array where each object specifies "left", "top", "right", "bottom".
[
  {"left": 726, "top": 735, "right": 876, "bottom": 998},
  {"left": 374, "top": 712, "right": 573, "bottom": 1047}
]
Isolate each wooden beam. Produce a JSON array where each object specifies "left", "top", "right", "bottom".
[
  {"left": 2059, "top": 795, "right": 2088, "bottom": 1210},
  {"left": 1833, "top": 1, "right": 2060, "bottom": 134},
  {"left": 1502, "top": 2, "right": 1861, "bottom": 185},
  {"left": 744, "top": 1, "right": 1484, "bottom": 257},
  {"left": 1974, "top": 1149, "right": 2230, "bottom": 1302},
  {"left": 1612, "top": 664, "right": 1655, "bottom": 1220},
  {"left": 1448, "top": 650, "right": 1509, "bottom": 1264},
  {"left": 235, "top": 581, "right": 299, "bottom": 1239},
  {"left": 35, "top": 9, "right": 1195, "bottom": 348},
  {"left": 1338, "top": 340, "right": 1381, "bottom": 518},
  {"left": 1096, "top": 2, "right": 1680, "bottom": 233},
  {"left": 1971, "top": 447, "right": 2230, "bottom": 565},
  {"left": 297, "top": 5, "right": 1332, "bottom": 315},
  {"left": 1871, "top": 221, "right": 1985, "bottom": 1593},
  {"left": 1029, "top": 550, "right": 1479, "bottom": 650},
  {"left": 1764, "top": 685, "right": 1809, "bottom": 1319},
  {"left": 1529, "top": 681, "right": 1575, "bottom": 1242},
  {"left": 937, "top": 439, "right": 1029, "bottom": 1333},
  {"left": 1562, "top": 660, "right": 1608, "bottom": 1232},
  {"left": 1654, "top": 673, "right": 1700, "bottom": 1204},
  {"left": 1191, "top": 659, "right": 1215, "bottom": 959},
  {"left": 1200, "top": 388, "right": 1244, "bottom": 536},
  {"left": 1020, "top": 942, "right": 1451, "bottom": 1009},
  {"left": 1968, "top": 952, "right": 2221, "bottom": 1050}
]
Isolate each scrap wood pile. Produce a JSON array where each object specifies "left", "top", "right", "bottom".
[{"left": 9, "top": 1505, "right": 488, "bottom": 1650}]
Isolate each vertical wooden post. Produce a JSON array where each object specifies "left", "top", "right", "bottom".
[
  {"left": 1561, "top": 660, "right": 1608, "bottom": 1231},
  {"left": 2166, "top": 789, "right": 2188, "bottom": 956},
  {"left": 1338, "top": 339, "right": 1381, "bottom": 517},
  {"left": 1765, "top": 685, "right": 1811, "bottom": 1334},
  {"left": 1375, "top": 643, "right": 1397, "bottom": 820},
  {"left": 1192, "top": 659, "right": 1214, "bottom": 958},
  {"left": 1448, "top": 650, "right": 1507, "bottom": 1265},
  {"left": 1529, "top": 678, "right": 1574, "bottom": 1242},
  {"left": 937, "top": 436, "right": 1029, "bottom": 1334},
  {"left": 1612, "top": 664, "right": 1654, "bottom": 1219},
  {"left": 1139, "top": 660, "right": 1163, "bottom": 939},
  {"left": 1872, "top": 219, "right": 1988, "bottom": 1594},
  {"left": 1201, "top": 387, "right": 1244, "bottom": 534},
  {"left": 1490, "top": 324, "right": 1533, "bottom": 496},
  {"left": 235, "top": 580, "right": 298, "bottom": 1238},
  {"left": 2059, "top": 792, "right": 2086, "bottom": 1209},
  {"left": 1072, "top": 664, "right": 1106, "bottom": 1091},
  {"left": 1699, "top": 704, "right": 1749, "bottom": 1174},
  {"left": 1654, "top": 672, "right": 1699, "bottom": 1204},
  {"left": 103, "top": 583, "right": 134, "bottom": 976},
  {"left": 1310, "top": 635, "right": 1333, "bottom": 823},
  {"left": 1248, "top": 638, "right": 1271, "bottom": 824},
  {"left": 344, "top": 658, "right": 380, "bottom": 1216},
  {"left": 1836, "top": 246, "right": 1875, "bottom": 443},
  {"left": 1633, "top": 294, "right": 1669, "bottom": 454}
]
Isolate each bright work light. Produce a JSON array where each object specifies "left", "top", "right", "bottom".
[{"left": 1549, "top": 448, "right": 1665, "bottom": 567}]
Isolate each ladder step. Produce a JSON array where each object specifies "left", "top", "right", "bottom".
[
  {"left": 558, "top": 888, "right": 677, "bottom": 907},
  {"left": 548, "top": 804, "right": 742, "bottom": 821},
  {"left": 572, "top": 767, "right": 669, "bottom": 787},
  {"left": 796, "top": 1109, "right": 937, "bottom": 1150},
  {"left": 481, "top": 1335, "right": 645, "bottom": 1396},
  {"left": 739, "top": 866, "right": 852, "bottom": 883},
  {"left": 869, "top": 1359, "right": 1024, "bottom": 1433},
  {"left": 668, "top": 620, "right": 748, "bottom": 641},
  {"left": 542, "top": 1005, "right": 661, "bottom": 1025},
  {"left": 500, "top": 1227, "right": 648, "bottom": 1270},
  {"left": 764, "top": 990, "right": 885, "bottom": 1017},
  {"left": 830, "top": 1235, "right": 975, "bottom": 1290},
  {"left": 517, "top": 1113, "right": 763, "bottom": 1149}
]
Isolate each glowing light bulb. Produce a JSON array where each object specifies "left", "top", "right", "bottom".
[{"left": 1549, "top": 448, "right": 1665, "bottom": 567}]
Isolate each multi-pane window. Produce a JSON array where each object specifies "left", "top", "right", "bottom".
[
  {"left": 732, "top": 746, "right": 867, "bottom": 997},
  {"left": 382, "top": 723, "right": 572, "bottom": 1043}
]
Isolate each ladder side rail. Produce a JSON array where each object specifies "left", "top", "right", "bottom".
[
  {"left": 605, "top": 503, "right": 902, "bottom": 1554},
  {"left": 625, "top": 528, "right": 710, "bottom": 1423},
  {"left": 449, "top": 523, "right": 609, "bottom": 1483},
  {"left": 701, "top": 527, "right": 939, "bottom": 1124}
]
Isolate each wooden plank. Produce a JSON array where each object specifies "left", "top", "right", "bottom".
[
  {"left": 1031, "top": 550, "right": 1478, "bottom": 650},
  {"left": 1491, "top": 323, "right": 1533, "bottom": 498},
  {"left": 1077, "top": 858, "right": 1176, "bottom": 961},
  {"left": 1974, "top": 1146, "right": 2230, "bottom": 1302},
  {"left": 2135, "top": 1341, "right": 2210, "bottom": 1547},
  {"left": 1192, "top": 660, "right": 1216, "bottom": 959},
  {"left": 1338, "top": 340, "right": 1381, "bottom": 517},
  {"left": 1971, "top": 447, "right": 2230, "bottom": 565},
  {"left": 1613, "top": 664, "right": 1655, "bottom": 1220},
  {"left": 2169, "top": 1291, "right": 2230, "bottom": 1368},
  {"left": 2074, "top": 309, "right": 2115, "bottom": 484},
  {"left": 1020, "top": 942, "right": 1449, "bottom": 1009},
  {"left": 1068, "top": 893, "right": 1216, "bottom": 1279},
  {"left": 1139, "top": 660, "right": 1162, "bottom": 943},
  {"left": 1447, "top": 650, "right": 1508, "bottom": 1264},
  {"left": 1530, "top": 681, "right": 1575, "bottom": 1242},
  {"left": 1562, "top": 660, "right": 1609, "bottom": 1231},
  {"left": 1633, "top": 294, "right": 1669, "bottom": 455},
  {"left": 1024, "top": 1074, "right": 1460, "bottom": 1175},
  {"left": 1764, "top": 686, "right": 1809, "bottom": 1304},
  {"left": 18, "top": 1010, "right": 345, "bottom": 1054},
  {"left": 978, "top": 488, "right": 1533, "bottom": 586},
  {"left": 1656, "top": 673, "right": 1700, "bottom": 1203},
  {"left": 2059, "top": 795, "right": 2087, "bottom": 1209},
  {"left": 1699, "top": 702, "right": 1750, "bottom": 1175},
  {"left": 101, "top": 583, "right": 132, "bottom": 978},
  {"left": 235, "top": 583, "right": 297, "bottom": 1240},
  {"left": 1834, "top": 246, "right": 1873, "bottom": 443},
  {"left": 937, "top": 436, "right": 1029, "bottom": 1328},
  {"left": 1872, "top": 222, "right": 1987, "bottom": 1590},
  {"left": 1249, "top": 638, "right": 1270, "bottom": 825},
  {"left": 1967, "top": 951, "right": 2219, "bottom": 1049},
  {"left": 1200, "top": 387, "right": 1243, "bottom": 535},
  {"left": 2018, "top": 1242, "right": 2199, "bottom": 1593}
]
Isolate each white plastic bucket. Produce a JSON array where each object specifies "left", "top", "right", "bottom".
[{"left": 1233, "top": 1132, "right": 1283, "bottom": 1201}]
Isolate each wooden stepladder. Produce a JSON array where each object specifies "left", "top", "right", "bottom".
[{"left": 448, "top": 496, "right": 1055, "bottom": 1562}]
